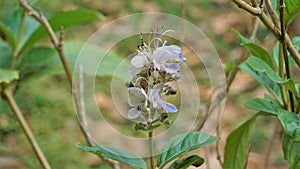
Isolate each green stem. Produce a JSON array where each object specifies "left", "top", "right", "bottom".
[
  {"left": 278, "top": 45, "right": 288, "bottom": 108},
  {"left": 149, "top": 131, "right": 155, "bottom": 169},
  {"left": 4, "top": 87, "right": 52, "bottom": 169}
]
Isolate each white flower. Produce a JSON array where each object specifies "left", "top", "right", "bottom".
[
  {"left": 127, "top": 87, "right": 147, "bottom": 119},
  {"left": 149, "top": 83, "right": 178, "bottom": 113},
  {"left": 152, "top": 45, "right": 186, "bottom": 74},
  {"left": 129, "top": 50, "right": 150, "bottom": 76}
]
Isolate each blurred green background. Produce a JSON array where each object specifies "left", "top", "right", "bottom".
[{"left": 0, "top": 0, "right": 299, "bottom": 168}]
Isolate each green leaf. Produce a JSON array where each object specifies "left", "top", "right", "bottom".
[
  {"left": 4, "top": 10, "right": 40, "bottom": 52},
  {"left": 223, "top": 113, "right": 261, "bottom": 169},
  {"left": 22, "top": 9, "right": 104, "bottom": 51},
  {"left": 0, "top": 21, "right": 16, "bottom": 49},
  {"left": 245, "top": 98, "right": 280, "bottom": 115},
  {"left": 169, "top": 155, "right": 204, "bottom": 169},
  {"left": 278, "top": 109, "right": 300, "bottom": 137},
  {"left": 283, "top": 134, "right": 300, "bottom": 169},
  {"left": 232, "top": 28, "right": 274, "bottom": 70},
  {"left": 284, "top": 0, "right": 300, "bottom": 24},
  {"left": 17, "top": 46, "right": 56, "bottom": 78},
  {"left": 157, "top": 131, "right": 217, "bottom": 168},
  {"left": 239, "top": 61, "right": 282, "bottom": 102},
  {"left": 247, "top": 57, "right": 299, "bottom": 97},
  {"left": 0, "top": 69, "right": 19, "bottom": 85},
  {"left": 231, "top": 28, "right": 250, "bottom": 45},
  {"left": 0, "top": 39, "right": 13, "bottom": 68},
  {"left": 76, "top": 144, "right": 147, "bottom": 169}
]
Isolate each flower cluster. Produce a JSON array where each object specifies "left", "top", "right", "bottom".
[{"left": 126, "top": 28, "right": 186, "bottom": 126}]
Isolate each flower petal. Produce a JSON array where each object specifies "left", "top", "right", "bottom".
[
  {"left": 153, "top": 47, "right": 172, "bottom": 69},
  {"left": 162, "top": 63, "right": 180, "bottom": 73},
  {"left": 128, "top": 87, "right": 147, "bottom": 106},
  {"left": 159, "top": 100, "right": 178, "bottom": 113},
  {"left": 167, "top": 45, "right": 181, "bottom": 56},
  {"left": 127, "top": 106, "right": 142, "bottom": 119},
  {"left": 131, "top": 54, "right": 148, "bottom": 67}
]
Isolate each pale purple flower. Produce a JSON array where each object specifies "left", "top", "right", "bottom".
[
  {"left": 127, "top": 87, "right": 147, "bottom": 119},
  {"left": 149, "top": 83, "right": 178, "bottom": 113}
]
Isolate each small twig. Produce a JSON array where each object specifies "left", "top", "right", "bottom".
[
  {"left": 265, "top": 0, "right": 280, "bottom": 29},
  {"left": 4, "top": 87, "right": 52, "bottom": 169},
  {"left": 78, "top": 65, "right": 95, "bottom": 147}
]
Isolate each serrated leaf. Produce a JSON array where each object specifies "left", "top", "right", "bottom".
[
  {"left": 239, "top": 61, "right": 282, "bottom": 102},
  {"left": 223, "top": 113, "right": 261, "bottom": 169},
  {"left": 157, "top": 132, "right": 217, "bottom": 168},
  {"left": 232, "top": 28, "right": 274, "bottom": 70},
  {"left": 76, "top": 144, "right": 147, "bottom": 169},
  {"left": 0, "top": 69, "right": 19, "bottom": 84},
  {"left": 284, "top": 0, "right": 300, "bottom": 25},
  {"left": 22, "top": 9, "right": 104, "bottom": 51},
  {"left": 247, "top": 57, "right": 298, "bottom": 97},
  {"left": 169, "top": 155, "right": 204, "bottom": 169}
]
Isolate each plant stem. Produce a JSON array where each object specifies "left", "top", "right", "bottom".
[
  {"left": 4, "top": 87, "right": 52, "bottom": 169},
  {"left": 279, "top": 0, "right": 294, "bottom": 112},
  {"left": 149, "top": 131, "right": 155, "bottom": 169}
]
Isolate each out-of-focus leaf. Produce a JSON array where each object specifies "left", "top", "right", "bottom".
[
  {"left": 45, "top": 41, "right": 130, "bottom": 80},
  {"left": 4, "top": 10, "right": 40, "bottom": 52},
  {"left": 22, "top": 9, "right": 104, "bottom": 51},
  {"left": 17, "top": 46, "right": 56, "bottom": 78},
  {"left": 0, "top": 69, "right": 19, "bottom": 85},
  {"left": 239, "top": 61, "right": 282, "bottom": 102},
  {"left": 76, "top": 144, "right": 147, "bottom": 169},
  {"left": 0, "top": 39, "right": 12, "bottom": 68},
  {"left": 0, "top": 21, "right": 16, "bottom": 49},
  {"left": 247, "top": 57, "right": 298, "bottom": 97},
  {"left": 169, "top": 155, "right": 204, "bottom": 169},
  {"left": 283, "top": 0, "right": 300, "bottom": 24},
  {"left": 157, "top": 132, "right": 217, "bottom": 168}
]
